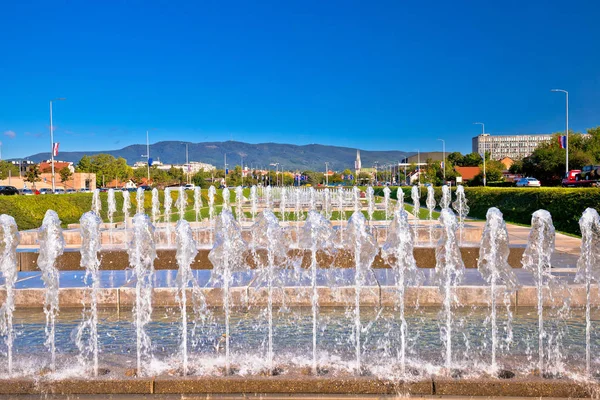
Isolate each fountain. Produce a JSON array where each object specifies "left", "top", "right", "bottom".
[
  {"left": 250, "top": 210, "right": 287, "bottom": 372},
  {"left": 323, "top": 188, "right": 332, "bottom": 220},
  {"left": 477, "top": 208, "right": 518, "bottom": 373},
  {"left": 380, "top": 209, "right": 422, "bottom": 375},
  {"left": 122, "top": 189, "right": 131, "bottom": 241},
  {"left": 151, "top": 188, "right": 160, "bottom": 224},
  {"left": 127, "top": 213, "right": 156, "bottom": 376},
  {"left": 395, "top": 187, "right": 405, "bottom": 211},
  {"left": 222, "top": 187, "right": 230, "bottom": 211},
  {"left": 175, "top": 220, "right": 199, "bottom": 376},
  {"left": 91, "top": 188, "right": 101, "bottom": 215},
  {"left": 0, "top": 215, "right": 19, "bottom": 376},
  {"left": 426, "top": 185, "right": 436, "bottom": 244},
  {"left": 341, "top": 211, "right": 378, "bottom": 374},
  {"left": 337, "top": 186, "right": 345, "bottom": 225},
  {"left": 235, "top": 186, "right": 244, "bottom": 222},
  {"left": 452, "top": 185, "right": 469, "bottom": 242},
  {"left": 434, "top": 208, "right": 464, "bottom": 371},
  {"left": 521, "top": 209, "right": 556, "bottom": 375},
  {"left": 176, "top": 186, "right": 187, "bottom": 221},
  {"left": 299, "top": 210, "right": 336, "bottom": 375},
  {"left": 194, "top": 187, "right": 202, "bottom": 223},
  {"left": 136, "top": 187, "right": 145, "bottom": 214},
  {"left": 76, "top": 211, "right": 102, "bottom": 376},
  {"left": 37, "top": 210, "right": 65, "bottom": 371},
  {"left": 410, "top": 185, "right": 420, "bottom": 220},
  {"left": 280, "top": 186, "right": 287, "bottom": 223},
  {"left": 383, "top": 186, "right": 391, "bottom": 220},
  {"left": 352, "top": 186, "right": 361, "bottom": 214},
  {"left": 208, "top": 210, "right": 247, "bottom": 374},
  {"left": 440, "top": 185, "right": 451, "bottom": 209},
  {"left": 164, "top": 187, "right": 173, "bottom": 245},
  {"left": 250, "top": 185, "right": 258, "bottom": 222},
  {"left": 107, "top": 189, "right": 116, "bottom": 243},
  {"left": 575, "top": 208, "right": 600, "bottom": 376},
  {"left": 366, "top": 186, "right": 375, "bottom": 226}
]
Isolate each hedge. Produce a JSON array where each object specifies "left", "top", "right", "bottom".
[
  {"left": 0, "top": 189, "right": 227, "bottom": 231},
  {"left": 391, "top": 186, "right": 600, "bottom": 236}
]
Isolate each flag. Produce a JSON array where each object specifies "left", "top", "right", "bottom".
[
  {"left": 148, "top": 157, "right": 153, "bottom": 166},
  {"left": 225, "top": 168, "right": 229, "bottom": 175},
  {"left": 52, "top": 142, "right": 59, "bottom": 157},
  {"left": 559, "top": 135, "right": 567, "bottom": 149}
]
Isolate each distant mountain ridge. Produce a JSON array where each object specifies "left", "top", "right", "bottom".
[{"left": 23, "top": 141, "right": 411, "bottom": 171}]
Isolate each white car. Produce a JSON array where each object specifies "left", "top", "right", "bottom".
[
  {"left": 184, "top": 184, "right": 195, "bottom": 191},
  {"left": 516, "top": 177, "right": 541, "bottom": 187}
]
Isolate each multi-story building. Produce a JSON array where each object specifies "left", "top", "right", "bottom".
[{"left": 472, "top": 133, "right": 554, "bottom": 160}]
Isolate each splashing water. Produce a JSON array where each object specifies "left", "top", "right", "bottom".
[
  {"left": 0, "top": 215, "right": 19, "bottom": 376},
  {"left": 38, "top": 210, "right": 65, "bottom": 371},
  {"left": 452, "top": 185, "right": 469, "bottom": 243},
  {"left": 127, "top": 213, "right": 157, "bottom": 376},
  {"left": 383, "top": 187, "right": 391, "bottom": 220},
  {"left": 265, "top": 186, "right": 272, "bottom": 211},
  {"left": 309, "top": 187, "right": 316, "bottom": 212},
  {"left": 136, "top": 187, "right": 145, "bottom": 214},
  {"left": 175, "top": 220, "right": 199, "bottom": 376},
  {"left": 395, "top": 188, "right": 405, "bottom": 211},
  {"left": 434, "top": 209, "right": 464, "bottom": 370},
  {"left": 366, "top": 186, "right": 375, "bottom": 226},
  {"left": 575, "top": 208, "right": 600, "bottom": 376},
  {"left": 279, "top": 187, "right": 287, "bottom": 223},
  {"left": 77, "top": 211, "right": 102, "bottom": 377},
  {"left": 209, "top": 211, "right": 247, "bottom": 374},
  {"left": 250, "top": 186, "right": 258, "bottom": 222},
  {"left": 91, "top": 189, "right": 101, "bottom": 216},
  {"left": 208, "top": 186, "right": 216, "bottom": 242},
  {"left": 299, "top": 210, "right": 336, "bottom": 375},
  {"left": 440, "top": 185, "right": 451, "bottom": 209},
  {"left": 342, "top": 212, "right": 378, "bottom": 373},
  {"left": 426, "top": 186, "right": 436, "bottom": 244},
  {"left": 337, "top": 186, "right": 345, "bottom": 225},
  {"left": 352, "top": 186, "right": 361, "bottom": 214},
  {"left": 122, "top": 190, "right": 131, "bottom": 242},
  {"left": 222, "top": 187, "right": 230, "bottom": 211},
  {"left": 250, "top": 210, "right": 287, "bottom": 372},
  {"left": 193, "top": 187, "right": 202, "bottom": 223},
  {"left": 176, "top": 186, "right": 187, "bottom": 221},
  {"left": 236, "top": 186, "right": 244, "bottom": 222},
  {"left": 107, "top": 189, "right": 116, "bottom": 243},
  {"left": 478, "top": 208, "right": 518, "bottom": 372},
  {"left": 381, "top": 209, "right": 422, "bottom": 376},
  {"left": 164, "top": 188, "right": 173, "bottom": 246},
  {"left": 152, "top": 188, "right": 160, "bottom": 224},
  {"left": 522, "top": 209, "right": 555, "bottom": 374},
  {"left": 410, "top": 186, "right": 420, "bottom": 220}
]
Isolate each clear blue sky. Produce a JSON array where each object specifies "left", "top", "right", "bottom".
[{"left": 1, "top": 0, "right": 599, "bottom": 159}]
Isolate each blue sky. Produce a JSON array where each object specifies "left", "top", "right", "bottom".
[{"left": 1, "top": 0, "right": 599, "bottom": 159}]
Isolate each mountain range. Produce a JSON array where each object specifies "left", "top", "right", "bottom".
[{"left": 23, "top": 141, "right": 412, "bottom": 171}]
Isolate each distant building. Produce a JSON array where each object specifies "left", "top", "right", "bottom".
[
  {"left": 38, "top": 160, "right": 75, "bottom": 174},
  {"left": 133, "top": 160, "right": 216, "bottom": 172},
  {"left": 472, "top": 133, "right": 553, "bottom": 160},
  {"left": 499, "top": 156, "right": 514, "bottom": 171},
  {"left": 402, "top": 152, "right": 444, "bottom": 164}
]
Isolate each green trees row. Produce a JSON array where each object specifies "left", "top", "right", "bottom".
[{"left": 511, "top": 127, "right": 600, "bottom": 185}]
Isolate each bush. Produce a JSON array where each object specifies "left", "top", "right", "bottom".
[
  {"left": 398, "top": 186, "right": 600, "bottom": 236},
  {"left": 0, "top": 189, "right": 225, "bottom": 231}
]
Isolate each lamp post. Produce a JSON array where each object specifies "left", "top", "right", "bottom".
[
  {"left": 551, "top": 89, "right": 569, "bottom": 176},
  {"left": 473, "top": 122, "right": 486, "bottom": 186},
  {"left": 49, "top": 98, "right": 66, "bottom": 192},
  {"left": 437, "top": 139, "right": 446, "bottom": 183}
]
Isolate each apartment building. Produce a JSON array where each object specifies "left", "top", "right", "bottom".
[{"left": 472, "top": 133, "right": 553, "bottom": 160}]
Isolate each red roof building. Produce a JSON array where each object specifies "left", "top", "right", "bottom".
[{"left": 454, "top": 166, "right": 481, "bottom": 181}]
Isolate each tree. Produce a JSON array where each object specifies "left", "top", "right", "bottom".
[
  {"left": 0, "top": 161, "right": 20, "bottom": 180},
  {"left": 461, "top": 152, "right": 483, "bottom": 167},
  {"left": 25, "top": 165, "right": 41, "bottom": 189},
  {"left": 59, "top": 166, "right": 73, "bottom": 185}
]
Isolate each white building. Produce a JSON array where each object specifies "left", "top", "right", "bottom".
[
  {"left": 133, "top": 160, "right": 216, "bottom": 172},
  {"left": 472, "top": 133, "right": 554, "bottom": 160}
]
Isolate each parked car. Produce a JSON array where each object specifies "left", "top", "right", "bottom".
[
  {"left": 21, "top": 189, "right": 34, "bottom": 195},
  {"left": 0, "top": 186, "right": 19, "bottom": 195},
  {"left": 516, "top": 177, "right": 541, "bottom": 187},
  {"left": 66, "top": 189, "right": 77, "bottom": 194},
  {"left": 139, "top": 185, "right": 152, "bottom": 191},
  {"left": 184, "top": 184, "right": 195, "bottom": 191},
  {"left": 54, "top": 188, "right": 65, "bottom": 194},
  {"left": 39, "top": 188, "right": 53, "bottom": 195}
]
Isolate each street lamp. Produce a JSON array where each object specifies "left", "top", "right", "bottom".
[
  {"left": 551, "top": 89, "right": 569, "bottom": 176},
  {"left": 49, "top": 98, "right": 66, "bottom": 192},
  {"left": 473, "top": 122, "right": 486, "bottom": 186},
  {"left": 437, "top": 139, "right": 446, "bottom": 183}
]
